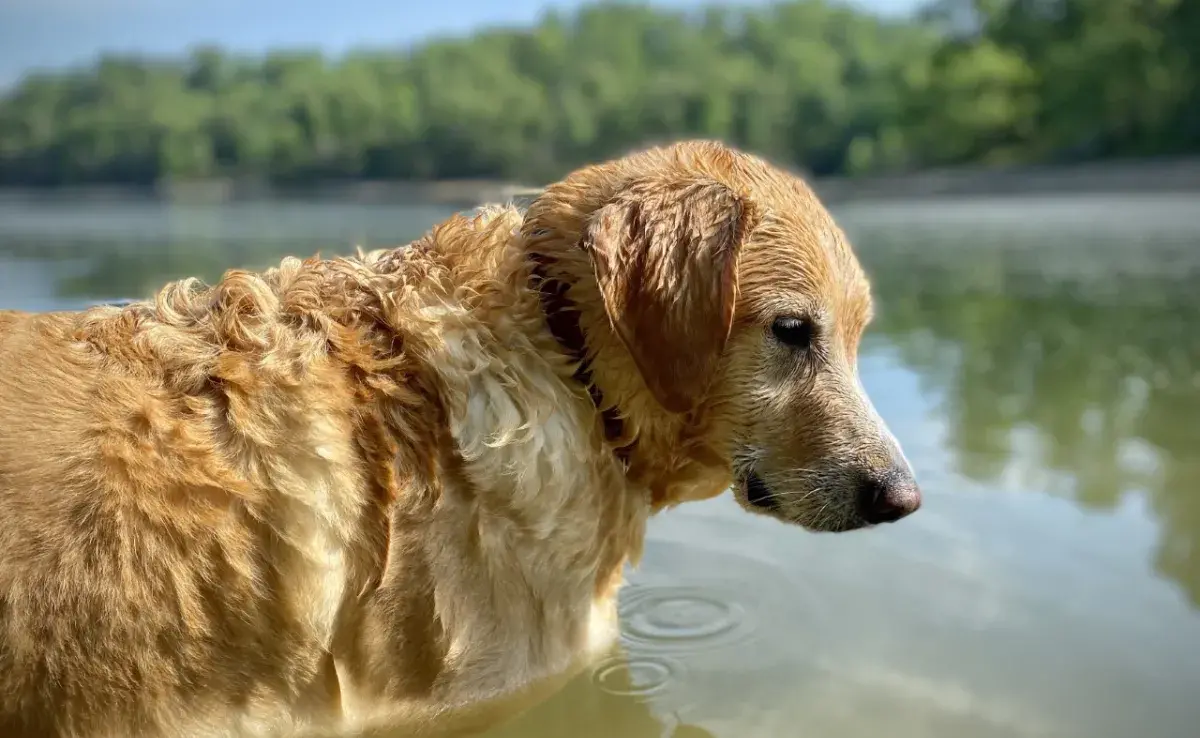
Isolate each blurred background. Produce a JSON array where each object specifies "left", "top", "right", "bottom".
[
  {"left": 1, "top": 0, "right": 1197, "bottom": 189},
  {"left": 1, "top": 2, "right": 1199, "bottom": 738}
]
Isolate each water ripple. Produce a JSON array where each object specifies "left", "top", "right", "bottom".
[
  {"left": 618, "top": 583, "right": 758, "bottom": 652},
  {"left": 591, "top": 653, "right": 684, "bottom": 698}
]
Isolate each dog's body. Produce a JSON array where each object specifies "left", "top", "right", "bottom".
[{"left": 0, "top": 141, "right": 920, "bottom": 737}]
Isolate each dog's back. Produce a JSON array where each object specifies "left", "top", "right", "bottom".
[
  {"left": 0, "top": 211, "right": 553, "bottom": 737},
  {"left": 0, "top": 309, "right": 22, "bottom": 339},
  {"left": 0, "top": 277, "right": 403, "bottom": 736}
]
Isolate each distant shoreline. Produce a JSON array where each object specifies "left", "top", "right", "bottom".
[
  {"left": 2, "top": 156, "right": 1199, "bottom": 207},
  {"left": 0, "top": 179, "right": 543, "bottom": 208},
  {"left": 811, "top": 156, "right": 1200, "bottom": 204}
]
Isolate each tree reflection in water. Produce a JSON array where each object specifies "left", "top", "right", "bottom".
[{"left": 855, "top": 220, "right": 1200, "bottom": 609}]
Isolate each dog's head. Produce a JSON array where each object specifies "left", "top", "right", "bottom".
[{"left": 523, "top": 140, "right": 919, "bottom": 533}]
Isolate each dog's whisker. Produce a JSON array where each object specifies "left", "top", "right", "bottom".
[{"left": 765, "top": 487, "right": 824, "bottom": 501}]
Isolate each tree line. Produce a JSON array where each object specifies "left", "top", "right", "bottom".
[{"left": 0, "top": 0, "right": 1196, "bottom": 187}]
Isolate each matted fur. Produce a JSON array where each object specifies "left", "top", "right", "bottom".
[{"left": 0, "top": 140, "right": 918, "bottom": 737}]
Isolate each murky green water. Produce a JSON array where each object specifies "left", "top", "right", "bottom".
[{"left": 2, "top": 193, "right": 1198, "bottom": 738}]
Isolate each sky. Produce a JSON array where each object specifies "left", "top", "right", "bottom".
[{"left": 0, "top": 0, "right": 923, "bottom": 87}]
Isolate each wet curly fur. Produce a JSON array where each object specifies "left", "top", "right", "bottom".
[{"left": 0, "top": 140, "right": 918, "bottom": 737}]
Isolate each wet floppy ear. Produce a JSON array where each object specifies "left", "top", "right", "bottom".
[{"left": 583, "top": 178, "right": 758, "bottom": 414}]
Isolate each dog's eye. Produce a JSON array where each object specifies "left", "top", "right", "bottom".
[{"left": 770, "top": 316, "right": 812, "bottom": 349}]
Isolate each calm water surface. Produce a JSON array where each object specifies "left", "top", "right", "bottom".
[{"left": 2, "top": 194, "right": 1198, "bottom": 738}]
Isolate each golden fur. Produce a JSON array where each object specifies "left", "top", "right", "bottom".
[{"left": 0, "top": 140, "right": 919, "bottom": 737}]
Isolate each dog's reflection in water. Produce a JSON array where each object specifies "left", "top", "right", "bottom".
[{"left": 481, "top": 658, "right": 715, "bottom": 738}]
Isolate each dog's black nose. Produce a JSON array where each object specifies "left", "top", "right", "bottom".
[{"left": 857, "top": 470, "right": 921, "bottom": 524}]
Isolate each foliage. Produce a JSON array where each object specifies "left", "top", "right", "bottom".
[{"left": 0, "top": 0, "right": 1196, "bottom": 186}]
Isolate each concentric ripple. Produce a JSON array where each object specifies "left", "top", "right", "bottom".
[
  {"left": 591, "top": 654, "right": 683, "bottom": 697},
  {"left": 618, "top": 584, "right": 757, "bottom": 652}
]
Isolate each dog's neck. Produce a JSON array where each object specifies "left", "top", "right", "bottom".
[
  {"left": 523, "top": 238, "right": 734, "bottom": 511},
  {"left": 528, "top": 251, "right": 633, "bottom": 466}
]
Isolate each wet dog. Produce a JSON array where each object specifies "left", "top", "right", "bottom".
[{"left": 0, "top": 140, "right": 919, "bottom": 737}]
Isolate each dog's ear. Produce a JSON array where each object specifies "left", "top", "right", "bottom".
[{"left": 583, "top": 178, "right": 757, "bottom": 414}]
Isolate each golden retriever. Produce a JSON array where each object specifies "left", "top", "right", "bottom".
[{"left": 0, "top": 140, "right": 920, "bottom": 737}]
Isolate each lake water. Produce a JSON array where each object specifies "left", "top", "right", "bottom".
[{"left": 2, "top": 193, "right": 1198, "bottom": 738}]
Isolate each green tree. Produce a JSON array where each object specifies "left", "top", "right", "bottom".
[{"left": 0, "top": 0, "right": 1194, "bottom": 187}]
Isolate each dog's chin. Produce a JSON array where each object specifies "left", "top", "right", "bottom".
[{"left": 734, "top": 470, "right": 871, "bottom": 533}]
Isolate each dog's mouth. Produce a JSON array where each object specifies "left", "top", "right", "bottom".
[{"left": 742, "top": 470, "right": 778, "bottom": 511}]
